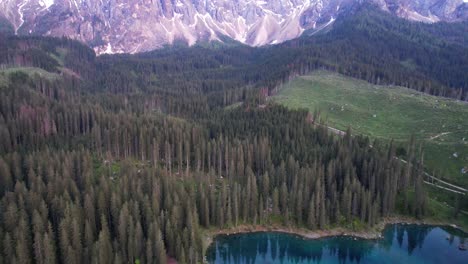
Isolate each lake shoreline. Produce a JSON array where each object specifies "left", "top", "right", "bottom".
[{"left": 204, "top": 216, "right": 467, "bottom": 248}]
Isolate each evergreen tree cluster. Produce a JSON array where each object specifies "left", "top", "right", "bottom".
[{"left": 0, "top": 72, "right": 428, "bottom": 263}]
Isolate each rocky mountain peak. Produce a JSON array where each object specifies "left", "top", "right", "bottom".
[{"left": 1, "top": 0, "right": 466, "bottom": 54}]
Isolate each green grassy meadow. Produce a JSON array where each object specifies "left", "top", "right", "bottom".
[
  {"left": 0, "top": 67, "right": 60, "bottom": 83},
  {"left": 274, "top": 71, "right": 468, "bottom": 187}
]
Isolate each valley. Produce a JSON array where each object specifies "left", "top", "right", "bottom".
[{"left": 0, "top": 3, "right": 467, "bottom": 263}]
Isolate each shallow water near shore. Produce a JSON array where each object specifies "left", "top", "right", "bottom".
[{"left": 206, "top": 224, "right": 468, "bottom": 264}]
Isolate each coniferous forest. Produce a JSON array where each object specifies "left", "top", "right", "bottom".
[{"left": 0, "top": 5, "right": 466, "bottom": 264}]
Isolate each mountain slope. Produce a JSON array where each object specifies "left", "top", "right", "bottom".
[
  {"left": 274, "top": 71, "right": 468, "bottom": 186},
  {"left": 0, "top": 0, "right": 466, "bottom": 54},
  {"left": 294, "top": 4, "right": 468, "bottom": 93},
  {"left": 1, "top": 5, "right": 467, "bottom": 103}
]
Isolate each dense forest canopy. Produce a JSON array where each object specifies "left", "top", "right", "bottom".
[{"left": 0, "top": 4, "right": 466, "bottom": 264}]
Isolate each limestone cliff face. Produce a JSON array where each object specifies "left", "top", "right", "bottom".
[{"left": 1, "top": 0, "right": 466, "bottom": 54}]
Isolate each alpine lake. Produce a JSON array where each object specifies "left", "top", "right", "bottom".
[{"left": 206, "top": 224, "right": 468, "bottom": 263}]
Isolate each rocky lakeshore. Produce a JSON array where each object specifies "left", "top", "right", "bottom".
[{"left": 204, "top": 216, "right": 467, "bottom": 249}]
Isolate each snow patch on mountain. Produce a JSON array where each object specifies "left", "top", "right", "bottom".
[
  {"left": 16, "top": 0, "right": 28, "bottom": 34},
  {"left": 39, "top": 0, "right": 54, "bottom": 9},
  {"left": 104, "top": 43, "right": 113, "bottom": 54}
]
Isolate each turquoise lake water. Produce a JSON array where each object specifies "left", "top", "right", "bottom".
[{"left": 206, "top": 225, "right": 468, "bottom": 264}]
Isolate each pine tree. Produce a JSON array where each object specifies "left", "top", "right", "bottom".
[
  {"left": 307, "top": 197, "right": 316, "bottom": 229},
  {"left": 43, "top": 225, "right": 57, "bottom": 264},
  {"left": 272, "top": 188, "right": 280, "bottom": 215},
  {"left": 0, "top": 158, "right": 12, "bottom": 196},
  {"left": 97, "top": 216, "right": 113, "bottom": 264},
  {"left": 155, "top": 228, "right": 167, "bottom": 264}
]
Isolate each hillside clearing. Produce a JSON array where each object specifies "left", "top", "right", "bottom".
[{"left": 274, "top": 71, "right": 468, "bottom": 187}]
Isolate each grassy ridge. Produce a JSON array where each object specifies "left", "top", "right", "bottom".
[{"left": 274, "top": 71, "right": 468, "bottom": 187}]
